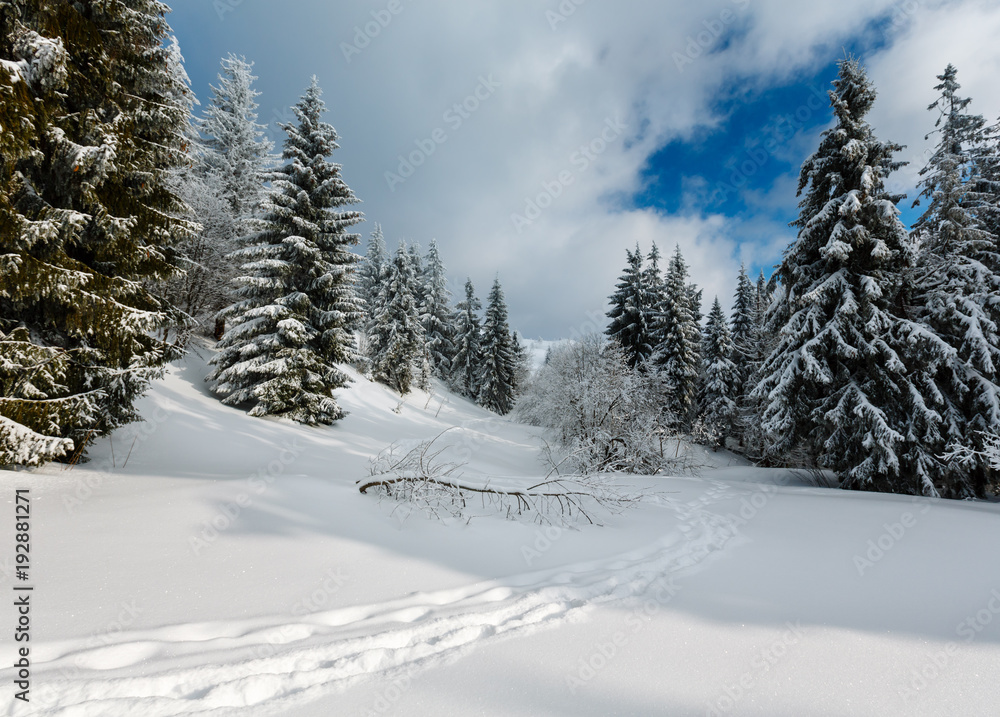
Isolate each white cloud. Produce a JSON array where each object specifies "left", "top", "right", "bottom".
[{"left": 173, "top": 0, "right": 1000, "bottom": 337}]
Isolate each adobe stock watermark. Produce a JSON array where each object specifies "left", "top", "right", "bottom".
[
  {"left": 883, "top": 0, "right": 920, "bottom": 39},
  {"left": 898, "top": 587, "right": 1000, "bottom": 704},
  {"left": 565, "top": 577, "right": 682, "bottom": 694},
  {"left": 708, "top": 84, "right": 829, "bottom": 206},
  {"left": 853, "top": 498, "right": 931, "bottom": 577},
  {"left": 264, "top": 105, "right": 297, "bottom": 148},
  {"left": 673, "top": 0, "right": 750, "bottom": 73},
  {"left": 213, "top": 0, "right": 244, "bottom": 22},
  {"left": 510, "top": 116, "right": 627, "bottom": 234},
  {"left": 706, "top": 622, "right": 806, "bottom": 716},
  {"left": 546, "top": 0, "right": 588, "bottom": 31},
  {"left": 522, "top": 523, "right": 567, "bottom": 566},
  {"left": 340, "top": 0, "right": 405, "bottom": 64},
  {"left": 189, "top": 438, "right": 305, "bottom": 555},
  {"left": 366, "top": 666, "right": 419, "bottom": 716},
  {"left": 385, "top": 74, "right": 502, "bottom": 192}
]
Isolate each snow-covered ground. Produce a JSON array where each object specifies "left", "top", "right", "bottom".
[{"left": 2, "top": 348, "right": 999, "bottom": 716}]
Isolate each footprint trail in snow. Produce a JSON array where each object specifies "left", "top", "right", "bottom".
[{"left": 6, "top": 483, "right": 741, "bottom": 717}]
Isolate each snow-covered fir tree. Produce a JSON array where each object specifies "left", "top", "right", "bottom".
[
  {"left": 407, "top": 241, "right": 426, "bottom": 313},
  {"left": 700, "top": 297, "right": 739, "bottom": 447},
  {"left": 606, "top": 244, "right": 653, "bottom": 367},
  {"left": 0, "top": 328, "right": 93, "bottom": 467},
  {"left": 0, "top": 1, "right": 194, "bottom": 463},
  {"left": 198, "top": 54, "right": 273, "bottom": 232},
  {"left": 738, "top": 270, "right": 778, "bottom": 460},
  {"left": 420, "top": 240, "right": 457, "bottom": 378},
  {"left": 643, "top": 243, "right": 668, "bottom": 321},
  {"left": 730, "top": 264, "right": 756, "bottom": 370},
  {"left": 358, "top": 224, "right": 388, "bottom": 319},
  {"left": 651, "top": 245, "right": 702, "bottom": 429},
  {"left": 166, "top": 51, "right": 275, "bottom": 339},
  {"left": 478, "top": 278, "right": 517, "bottom": 415},
  {"left": 754, "top": 57, "right": 943, "bottom": 494},
  {"left": 452, "top": 279, "right": 484, "bottom": 398},
  {"left": 370, "top": 242, "right": 425, "bottom": 394},
  {"left": 909, "top": 64, "right": 1000, "bottom": 498},
  {"left": 509, "top": 332, "right": 532, "bottom": 400},
  {"left": 160, "top": 45, "right": 241, "bottom": 340},
  {"left": 209, "top": 78, "right": 363, "bottom": 424}
]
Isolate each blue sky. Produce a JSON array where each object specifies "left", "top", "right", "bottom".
[{"left": 166, "top": 0, "right": 1000, "bottom": 339}]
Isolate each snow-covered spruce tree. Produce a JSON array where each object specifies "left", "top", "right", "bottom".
[
  {"left": 478, "top": 278, "right": 517, "bottom": 414},
  {"left": 0, "top": 1, "right": 195, "bottom": 463},
  {"left": 159, "top": 41, "right": 241, "bottom": 340},
  {"left": 738, "top": 269, "right": 778, "bottom": 461},
  {"left": 700, "top": 297, "right": 739, "bottom": 448},
  {"left": 420, "top": 239, "right": 457, "bottom": 378},
  {"left": 407, "top": 241, "right": 426, "bottom": 312},
  {"left": 509, "top": 331, "right": 532, "bottom": 399},
  {"left": 643, "top": 243, "right": 668, "bottom": 321},
  {"left": 451, "top": 278, "right": 483, "bottom": 398},
  {"left": 369, "top": 242, "right": 424, "bottom": 394},
  {"left": 754, "top": 57, "right": 943, "bottom": 494},
  {"left": 358, "top": 223, "right": 387, "bottom": 319},
  {"left": 730, "top": 264, "right": 756, "bottom": 374},
  {"left": 650, "top": 245, "right": 702, "bottom": 430},
  {"left": 0, "top": 328, "right": 90, "bottom": 467},
  {"left": 198, "top": 54, "right": 273, "bottom": 232},
  {"left": 166, "top": 51, "right": 274, "bottom": 340},
  {"left": 909, "top": 65, "right": 1000, "bottom": 498},
  {"left": 209, "top": 78, "right": 363, "bottom": 424},
  {"left": 606, "top": 244, "right": 653, "bottom": 368}
]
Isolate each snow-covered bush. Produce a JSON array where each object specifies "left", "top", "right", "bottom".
[{"left": 516, "top": 335, "right": 674, "bottom": 475}]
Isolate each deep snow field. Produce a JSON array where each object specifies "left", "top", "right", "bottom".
[{"left": 2, "top": 347, "right": 999, "bottom": 716}]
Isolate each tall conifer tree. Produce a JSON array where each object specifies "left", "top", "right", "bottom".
[
  {"left": 209, "top": 78, "right": 363, "bottom": 424},
  {"left": 910, "top": 65, "right": 1000, "bottom": 498},
  {"left": 700, "top": 297, "right": 739, "bottom": 446},
  {"left": 606, "top": 244, "right": 653, "bottom": 367},
  {"left": 0, "top": 1, "right": 195, "bottom": 463},
  {"left": 651, "top": 245, "right": 701, "bottom": 429},
  {"left": 452, "top": 279, "right": 483, "bottom": 398},
  {"left": 478, "top": 278, "right": 516, "bottom": 415},
  {"left": 755, "top": 58, "right": 942, "bottom": 493}
]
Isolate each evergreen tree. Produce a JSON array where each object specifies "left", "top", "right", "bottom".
[
  {"left": 509, "top": 331, "right": 532, "bottom": 399},
  {"left": 606, "top": 244, "right": 653, "bottom": 367},
  {"left": 0, "top": 1, "right": 195, "bottom": 463},
  {"left": 198, "top": 54, "right": 273, "bottom": 231},
  {"left": 452, "top": 279, "right": 483, "bottom": 398},
  {"left": 358, "top": 223, "right": 387, "bottom": 318},
  {"left": 754, "top": 57, "right": 942, "bottom": 493},
  {"left": 407, "top": 241, "right": 426, "bottom": 312},
  {"left": 420, "top": 240, "right": 457, "bottom": 378},
  {"left": 730, "top": 264, "right": 756, "bottom": 361},
  {"left": 370, "top": 243, "right": 424, "bottom": 394},
  {"left": 910, "top": 64, "right": 1000, "bottom": 498},
  {"left": 700, "top": 297, "right": 739, "bottom": 447},
  {"left": 651, "top": 245, "right": 701, "bottom": 429},
  {"left": 209, "top": 78, "right": 363, "bottom": 424},
  {"left": 643, "top": 243, "right": 668, "bottom": 319},
  {"left": 478, "top": 278, "right": 517, "bottom": 415},
  {"left": 738, "top": 269, "right": 777, "bottom": 460}
]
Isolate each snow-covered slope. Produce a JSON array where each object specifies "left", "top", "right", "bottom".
[{"left": 1, "top": 348, "right": 998, "bottom": 716}]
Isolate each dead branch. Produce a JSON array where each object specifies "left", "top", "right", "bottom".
[{"left": 359, "top": 430, "right": 643, "bottom": 526}]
